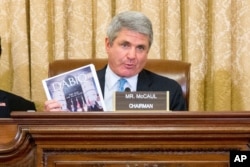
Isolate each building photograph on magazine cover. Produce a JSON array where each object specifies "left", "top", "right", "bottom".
[{"left": 42, "top": 64, "right": 105, "bottom": 112}]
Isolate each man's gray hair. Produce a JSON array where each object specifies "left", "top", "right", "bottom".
[{"left": 106, "top": 11, "right": 153, "bottom": 48}]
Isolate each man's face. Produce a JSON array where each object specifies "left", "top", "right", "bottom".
[{"left": 105, "top": 28, "right": 150, "bottom": 77}]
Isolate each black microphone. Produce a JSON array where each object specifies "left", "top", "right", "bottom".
[{"left": 124, "top": 87, "right": 131, "bottom": 92}]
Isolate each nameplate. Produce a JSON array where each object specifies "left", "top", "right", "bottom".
[{"left": 114, "top": 91, "right": 170, "bottom": 111}]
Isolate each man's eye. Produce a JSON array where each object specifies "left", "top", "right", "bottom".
[
  {"left": 138, "top": 46, "right": 145, "bottom": 50},
  {"left": 121, "top": 43, "right": 129, "bottom": 47}
]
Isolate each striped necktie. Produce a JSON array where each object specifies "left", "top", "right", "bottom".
[{"left": 117, "top": 78, "right": 127, "bottom": 92}]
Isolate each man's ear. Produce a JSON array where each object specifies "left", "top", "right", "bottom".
[
  {"left": 105, "top": 37, "right": 111, "bottom": 52},
  {"left": 105, "top": 37, "right": 110, "bottom": 46}
]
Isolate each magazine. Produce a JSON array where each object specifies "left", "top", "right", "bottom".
[{"left": 42, "top": 64, "right": 106, "bottom": 112}]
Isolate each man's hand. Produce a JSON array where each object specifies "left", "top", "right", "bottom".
[{"left": 44, "top": 99, "right": 63, "bottom": 112}]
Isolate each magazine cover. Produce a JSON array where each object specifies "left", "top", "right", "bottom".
[{"left": 42, "top": 64, "right": 106, "bottom": 112}]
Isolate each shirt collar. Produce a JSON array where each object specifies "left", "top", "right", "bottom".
[{"left": 105, "top": 65, "right": 138, "bottom": 91}]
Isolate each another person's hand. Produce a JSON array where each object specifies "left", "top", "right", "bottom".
[{"left": 44, "top": 99, "right": 63, "bottom": 112}]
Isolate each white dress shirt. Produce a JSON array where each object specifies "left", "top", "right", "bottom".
[{"left": 104, "top": 65, "right": 138, "bottom": 111}]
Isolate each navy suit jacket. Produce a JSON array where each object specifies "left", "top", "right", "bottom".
[
  {"left": 97, "top": 66, "right": 187, "bottom": 111},
  {"left": 0, "top": 90, "right": 36, "bottom": 118}
]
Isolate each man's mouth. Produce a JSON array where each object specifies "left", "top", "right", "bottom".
[{"left": 124, "top": 63, "right": 135, "bottom": 69}]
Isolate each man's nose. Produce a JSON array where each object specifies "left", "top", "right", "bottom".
[{"left": 127, "top": 48, "right": 136, "bottom": 59}]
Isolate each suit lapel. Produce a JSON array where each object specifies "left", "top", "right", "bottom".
[
  {"left": 136, "top": 69, "right": 152, "bottom": 91},
  {"left": 97, "top": 66, "right": 107, "bottom": 96}
]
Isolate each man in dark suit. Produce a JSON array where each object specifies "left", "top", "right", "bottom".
[
  {"left": 0, "top": 37, "right": 36, "bottom": 118},
  {"left": 97, "top": 67, "right": 185, "bottom": 111},
  {"left": 45, "top": 11, "right": 186, "bottom": 111},
  {"left": 0, "top": 90, "right": 36, "bottom": 118}
]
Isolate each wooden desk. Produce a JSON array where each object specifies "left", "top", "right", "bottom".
[
  {"left": 1, "top": 111, "right": 250, "bottom": 167},
  {"left": 0, "top": 119, "right": 17, "bottom": 145}
]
